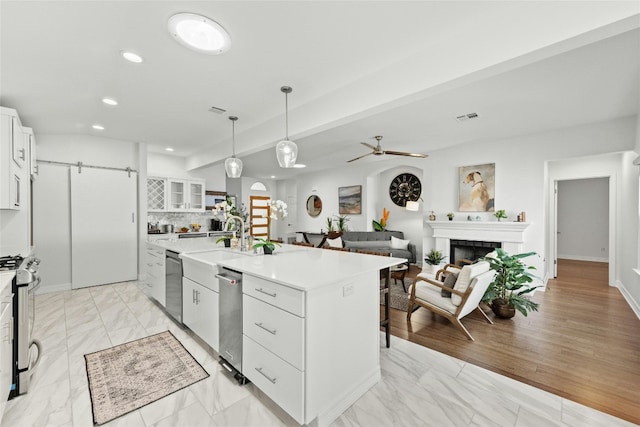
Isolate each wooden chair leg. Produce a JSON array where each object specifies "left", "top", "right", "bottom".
[
  {"left": 476, "top": 306, "right": 494, "bottom": 324},
  {"left": 451, "top": 318, "right": 475, "bottom": 341}
]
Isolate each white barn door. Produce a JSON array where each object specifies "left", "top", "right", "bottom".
[{"left": 70, "top": 168, "right": 137, "bottom": 289}]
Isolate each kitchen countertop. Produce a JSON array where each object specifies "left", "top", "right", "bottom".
[
  {"left": 181, "top": 245, "right": 406, "bottom": 291},
  {"left": 148, "top": 237, "right": 225, "bottom": 254}
]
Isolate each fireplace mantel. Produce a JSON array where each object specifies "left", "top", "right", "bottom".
[{"left": 426, "top": 220, "right": 531, "bottom": 260}]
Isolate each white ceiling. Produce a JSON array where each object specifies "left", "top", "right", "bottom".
[{"left": 1, "top": 1, "right": 639, "bottom": 180}]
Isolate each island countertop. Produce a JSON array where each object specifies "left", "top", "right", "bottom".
[{"left": 182, "top": 245, "right": 406, "bottom": 291}]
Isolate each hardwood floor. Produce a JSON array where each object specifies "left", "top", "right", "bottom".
[{"left": 387, "top": 259, "right": 640, "bottom": 424}]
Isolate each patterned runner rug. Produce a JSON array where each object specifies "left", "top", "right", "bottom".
[{"left": 85, "top": 331, "right": 209, "bottom": 425}]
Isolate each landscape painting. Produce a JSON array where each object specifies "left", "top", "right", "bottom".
[
  {"left": 338, "top": 185, "right": 362, "bottom": 214},
  {"left": 458, "top": 163, "right": 495, "bottom": 212}
]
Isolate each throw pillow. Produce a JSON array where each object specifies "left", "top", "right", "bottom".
[
  {"left": 326, "top": 236, "right": 343, "bottom": 248},
  {"left": 390, "top": 235, "right": 409, "bottom": 250},
  {"left": 441, "top": 273, "right": 458, "bottom": 297}
]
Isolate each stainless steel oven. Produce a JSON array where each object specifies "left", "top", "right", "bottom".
[{"left": 0, "top": 255, "right": 42, "bottom": 397}]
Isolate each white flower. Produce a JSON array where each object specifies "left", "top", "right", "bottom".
[{"left": 268, "top": 199, "right": 288, "bottom": 220}]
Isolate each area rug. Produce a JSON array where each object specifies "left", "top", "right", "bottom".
[
  {"left": 381, "top": 278, "right": 411, "bottom": 312},
  {"left": 84, "top": 331, "right": 209, "bottom": 425}
]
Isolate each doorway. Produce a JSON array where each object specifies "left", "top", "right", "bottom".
[{"left": 550, "top": 176, "right": 614, "bottom": 283}]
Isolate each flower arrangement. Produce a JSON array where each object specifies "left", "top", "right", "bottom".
[
  {"left": 212, "top": 196, "right": 249, "bottom": 231},
  {"left": 372, "top": 208, "right": 389, "bottom": 231},
  {"left": 268, "top": 199, "right": 288, "bottom": 220}
]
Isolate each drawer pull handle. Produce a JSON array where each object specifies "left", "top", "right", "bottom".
[
  {"left": 255, "top": 288, "right": 276, "bottom": 298},
  {"left": 255, "top": 322, "right": 277, "bottom": 335},
  {"left": 255, "top": 367, "right": 277, "bottom": 384}
]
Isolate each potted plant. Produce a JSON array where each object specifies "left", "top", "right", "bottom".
[
  {"left": 494, "top": 209, "right": 507, "bottom": 221},
  {"left": 326, "top": 217, "right": 335, "bottom": 232},
  {"left": 372, "top": 208, "right": 389, "bottom": 231},
  {"left": 252, "top": 237, "right": 281, "bottom": 255},
  {"left": 482, "top": 248, "right": 540, "bottom": 318},
  {"left": 446, "top": 212, "right": 454, "bottom": 221},
  {"left": 334, "top": 214, "right": 350, "bottom": 232},
  {"left": 424, "top": 249, "right": 447, "bottom": 274},
  {"left": 215, "top": 235, "right": 233, "bottom": 248}
]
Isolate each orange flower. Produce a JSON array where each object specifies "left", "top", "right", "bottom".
[{"left": 381, "top": 208, "right": 389, "bottom": 227}]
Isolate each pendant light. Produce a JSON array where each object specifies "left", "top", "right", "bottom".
[
  {"left": 275, "top": 86, "right": 298, "bottom": 168},
  {"left": 224, "top": 116, "right": 243, "bottom": 178}
]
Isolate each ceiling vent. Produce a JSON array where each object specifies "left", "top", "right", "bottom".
[
  {"left": 455, "top": 112, "right": 479, "bottom": 122},
  {"left": 208, "top": 106, "right": 227, "bottom": 114}
]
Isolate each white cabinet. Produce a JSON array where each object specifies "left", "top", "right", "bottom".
[
  {"left": 0, "top": 108, "right": 24, "bottom": 210},
  {"left": 0, "top": 280, "right": 13, "bottom": 423},
  {"left": 145, "top": 244, "right": 166, "bottom": 306},
  {"left": 147, "top": 177, "right": 205, "bottom": 212},
  {"left": 183, "top": 277, "right": 219, "bottom": 351},
  {"left": 241, "top": 270, "right": 380, "bottom": 427},
  {"left": 147, "top": 177, "right": 167, "bottom": 212}
]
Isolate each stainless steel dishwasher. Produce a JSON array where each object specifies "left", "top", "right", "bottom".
[
  {"left": 165, "top": 250, "right": 183, "bottom": 323},
  {"left": 215, "top": 267, "right": 248, "bottom": 384}
]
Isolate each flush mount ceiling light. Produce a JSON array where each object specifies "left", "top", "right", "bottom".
[
  {"left": 165, "top": 147, "right": 174, "bottom": 152},
  {"left": 168, "top": 13, "right": 231, "bottom": 55},
  {"left": 275, "top": 86, "right": 298, "bottom": 168},
  {"left": 102, "top": 97, "right": 118, "bottom": 106},
  {"left": 92, "top": 124, "right": 105, "bottom": 130},
  {"left": 224, "top": 116, "right": 243, "bottom": 178},
  {"left": 121, "top": 51, "right": 143, "bottom": 63}
]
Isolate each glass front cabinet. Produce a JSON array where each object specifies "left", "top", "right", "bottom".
[{"left": 148, "top": 177, "right": 205, "bottom": 212}]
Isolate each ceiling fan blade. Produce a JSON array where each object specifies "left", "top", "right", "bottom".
[
  {"left": 383, "top": 150, "right": 428, "bottom": 158},
  {"left": 347, "top": 152, "right": 373, "bottom": 163},
  {"left": 360, "top": 142, "right": 377, "bottom": 150}
]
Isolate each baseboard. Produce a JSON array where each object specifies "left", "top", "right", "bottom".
[
  {"left": 557, "top": 255, "right": 608, "bottom": 263},
  {"left": 35, "top": 282, "right": 71, "bottom": 295},
  {"left": 616, "top": 280, "right": 640, "bottom": 320}
]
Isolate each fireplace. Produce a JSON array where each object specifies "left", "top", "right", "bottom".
[
  {"left": 450, "top": 240, "right": 500, "bottom": 263},
  {"left": 426, "top": 220, "right": 530, "bottom": 265}
]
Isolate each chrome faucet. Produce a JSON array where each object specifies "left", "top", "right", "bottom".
[{"left": 225, "top": 215, "right": 247, "bottom": 252}]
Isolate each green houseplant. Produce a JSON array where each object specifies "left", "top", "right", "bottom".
[
  {"left": 494, "top": 209, "right": 507, "bottom": 221},
  {"left": 446, "top": 212, "right": 454, "bottom": 221},
  {"left": 252, "top": 237, "right": 281, "bottom": 255},
  {"left": 482, "top": 248, "right": 540, "bottom": 318},
  {"left": 334, "top": 214, "right": 350, "bottom": 232},
  {"left": 215, "top": 235, "right": 233, "bottom": 248},
  {"left": 424, "top": 249, "right": 447, "bottom": 273}
]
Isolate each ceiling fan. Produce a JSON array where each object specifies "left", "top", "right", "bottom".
[{"left": 347, "top": 136, "right": 428, "bottom": 163}]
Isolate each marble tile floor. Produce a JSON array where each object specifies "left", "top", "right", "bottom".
[{"left": 3, "top": 281, "right": 636, "bottom": 427}]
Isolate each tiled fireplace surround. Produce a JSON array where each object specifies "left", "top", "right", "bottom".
[{"left": 427, "top": 220, "right": 530, "bottom": 263}]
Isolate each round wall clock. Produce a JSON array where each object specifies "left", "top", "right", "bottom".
[{"left": 389, "top": 173, "right": 422, "bottom": 207}]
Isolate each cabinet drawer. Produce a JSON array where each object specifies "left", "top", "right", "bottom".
[
  {"left": 243, "top": 336, "right": 304, "bottom": 424},
  {"left": 243, "top": 295, "right": 304, "bottom": 370},
  {"left": 243, "top": 275, "right": 304, "bottom": 317}
]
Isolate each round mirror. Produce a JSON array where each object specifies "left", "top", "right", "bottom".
[{"left": 306, "top": 195, "right": 322, "bottom": 217}]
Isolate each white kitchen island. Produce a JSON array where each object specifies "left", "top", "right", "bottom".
[{"left": 180, "top": 245, "right": 405, "bottom": 427}]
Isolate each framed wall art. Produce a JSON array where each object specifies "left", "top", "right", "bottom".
[
  {"left": 338, "top": 185, "right": 362, "bottom": 214},
  {"left": 458, "top": 163, "right": 495, "bottom": 212},
  {"left": 205, "top": 190, "right": 227, "bottom": 210}
]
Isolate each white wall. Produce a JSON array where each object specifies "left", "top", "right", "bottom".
[
  {"left": 557, "top": 178, "right": 609, "bottom": 261},
  {"left": 33, "top": 134, "right": 141, "bottom": 292}
]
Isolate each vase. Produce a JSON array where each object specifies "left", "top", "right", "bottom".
[
  {"left": 263, "top": 246, "right": 273, "bottom": 255},
  {"left": 224, "top": 239, "right": 231, "bottom": 248},
  {"left": 491, "top": 300, "right": 516, "bottom": 319}
]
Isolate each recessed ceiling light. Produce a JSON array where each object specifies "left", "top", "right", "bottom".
[
  {"left": 121, "top": 51, "right": 143, "bottom": 63},
  {"left": 102, "top": 97, "right": 118, "bottom": 106},
  {"left": 92, "top": 124, "right": 105, "bottom": 130},
  {"left": 165, "top": 147, "right": 174, "bottom": 152},
  {"left": 168, "top": 13, "right": 231, "bottom": 55},
  {"left": 270, "top": 175, "right": 276, "bottom": 179},
  {"left": 293, "top": 164, "right": 307, "bottom": 169}
]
